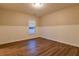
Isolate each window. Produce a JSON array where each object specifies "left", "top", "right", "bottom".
[{"left": 28, "top": 17, "right": 36, "bottom": 34}]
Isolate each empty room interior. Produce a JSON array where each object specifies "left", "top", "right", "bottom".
[{"left": 0, "top": 3, "right": 79, "bottom": 56}]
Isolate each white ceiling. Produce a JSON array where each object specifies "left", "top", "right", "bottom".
[{"left": 0, "top": 3, "right": 78, "bottom": 16}]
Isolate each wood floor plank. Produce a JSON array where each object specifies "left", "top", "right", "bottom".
[
  {"left": 52, "top": 47, "right": 66, "bottom": 56},
  {"left": 67, "top": 48, "right": 78, "bottom": 56},
  {"left": 39, "top": 46, "right": 58, "bottom": 56},
  {"left": 58, "top": 47, "right": 71, "bottom": 56}
]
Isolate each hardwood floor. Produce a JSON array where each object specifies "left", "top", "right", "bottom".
[{"left": 0, "top": 37, "right": 79, "bottom": 56}]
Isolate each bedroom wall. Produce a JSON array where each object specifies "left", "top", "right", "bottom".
[
  {"left": 40, "top": 6, "right": 79, "bottom": 47},
  {"left": 0, "top": 10, "right": 40, "bottom": 44}
]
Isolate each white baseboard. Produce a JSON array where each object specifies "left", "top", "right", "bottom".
[{"left": 41, "top": 36, "right": 79, "bottom": 48}]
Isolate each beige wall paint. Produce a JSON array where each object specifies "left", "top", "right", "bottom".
[
  {"left": 0, "top": 10, "right": 40, "bottom": 44},
  {"left": 0, "top": 10, "right": 40, "bottom": 26},
  {"left": 40, "top": 6, "right": 79, "bottom": 47},
  {"left": 0, "top": 10, "right": 29, "bottom": 26},
  {"left": 41, "top": 6, "right": 79, "bottom": 26}
]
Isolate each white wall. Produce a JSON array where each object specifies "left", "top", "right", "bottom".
[
  {"left": 0, "top": 26, "right": 40, "bottom": 44},
  {"left": 40, "top": 25, "right": 79, "bottom": 47}
]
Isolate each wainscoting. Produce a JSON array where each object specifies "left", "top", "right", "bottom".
[
  {"left": 40, "top": 25, "right": 79, "bottom": 47},
  {"left": 0, "top": 26, "right": 40, "bottom": 44}
]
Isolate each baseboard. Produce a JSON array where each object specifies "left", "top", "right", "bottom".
[
  {"left": 0, "top": 36, "right": 79, "bottom": 49},
  {"left": 0, "top": 37, "right": 40, "bottom": 48},
  {"left": 41, "top": 37, "right": 79, "bottom": 48}
]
